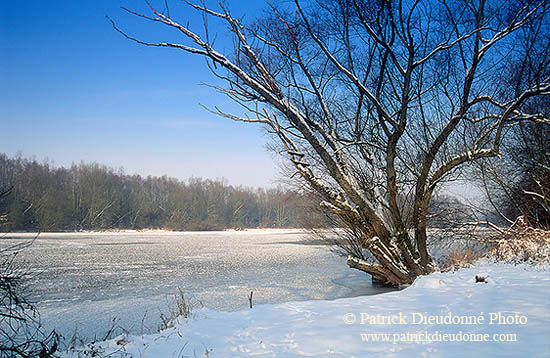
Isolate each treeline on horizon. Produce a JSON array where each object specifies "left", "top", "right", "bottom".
[{"left": 0, "top": 153, "right": 320, "bottom": 232}]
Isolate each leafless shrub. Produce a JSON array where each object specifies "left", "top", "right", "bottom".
[
  {"left": 487, "top": 216, "right": 550, "bottom": 263},
  {"left": 64, "top": 318, "right": 131, "bottom": 358},
  {"left": 1, "top": 185, "right": 60, "bottom": 357},
  {"left": 438, "top": 216, "right": 550, "bottom": 269},
  {"left": 0, "top": 241, "right": 60, "bottom": 358},
  {"left": 158, "top": 288, "right": 201, "bottom": 332},
  {"left": 439, "top": 247, "right": 484, "bottom": 272}
]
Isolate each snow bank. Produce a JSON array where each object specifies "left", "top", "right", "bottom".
[{"left": 64, "top": 263, "right": 550, "bottom": 357}]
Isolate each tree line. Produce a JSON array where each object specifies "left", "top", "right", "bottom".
[{"left": 0, "top": 153, "right": 317, "bottom": 232}]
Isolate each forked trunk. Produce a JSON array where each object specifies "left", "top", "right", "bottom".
[{"left": 346, "top": 223, "right": 435, "bottom": 286}]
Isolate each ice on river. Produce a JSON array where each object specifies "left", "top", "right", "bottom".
[{"left": 2, "top": 229, "right": 392, "bottom": 340}]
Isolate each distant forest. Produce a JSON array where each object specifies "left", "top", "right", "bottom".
[{"left": 0, "top": 154, "right": 318, "bottom": 232}]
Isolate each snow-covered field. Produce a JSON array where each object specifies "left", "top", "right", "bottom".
[{"left": 64, "top": 262, "right": 550, "bottom": 357}]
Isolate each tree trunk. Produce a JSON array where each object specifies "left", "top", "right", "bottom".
[
  {"left": 347, "top": 256, "right": 417, "bottom": 286},
  {"left": 346, "top": 223, "right": 434, "bottom": 285}
]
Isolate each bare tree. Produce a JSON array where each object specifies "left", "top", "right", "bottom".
[
  {"left": 477, "top": 121, "right": 550, "bottom": 226},
  {"left": 468, "top": 7, "right": 550, "bottom": 228},
  {"left": 113, "top": 0, "right": 550, "bottom": 284}
]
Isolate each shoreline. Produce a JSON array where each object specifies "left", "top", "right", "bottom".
[
  {"left": 0, "top": 227, "right": 312, "bottom": 238},
  {"left": 61, "top": 262, "right": 550, "bottom": 357}
]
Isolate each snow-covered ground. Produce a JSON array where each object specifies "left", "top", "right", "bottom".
[{"left": 64, "top": 262, "right": 550, "bottom": 357}]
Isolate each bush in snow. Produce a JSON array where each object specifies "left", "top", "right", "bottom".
[{"left": 487, "top": 216, "right": 550, "bottom": 264}]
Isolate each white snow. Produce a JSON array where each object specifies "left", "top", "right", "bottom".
[{"left": 63, "top": 262, "right": 550, "bottom": 357}]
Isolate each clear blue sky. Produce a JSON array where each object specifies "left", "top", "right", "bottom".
[{"left": 0, "top": 0, "right": 280, "bottom": 187}]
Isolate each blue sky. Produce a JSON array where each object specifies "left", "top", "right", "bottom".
[{"left": 0, "top": 0, "right": 280, "bottom": 187}]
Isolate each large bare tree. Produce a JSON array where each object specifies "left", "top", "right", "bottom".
[{"left": 113, "top": 0, "right": 550, "bottom": 284}]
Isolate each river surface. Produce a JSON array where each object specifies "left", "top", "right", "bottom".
[{"left": 1, "top": 229, "right": 392, "bottom": 340}]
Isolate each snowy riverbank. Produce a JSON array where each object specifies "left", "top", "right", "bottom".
[{"left": 63, "top": 261, "right": 550, "bottom": 357}]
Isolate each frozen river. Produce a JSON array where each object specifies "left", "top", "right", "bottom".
[{"left": 2, "top": 229, "right": 392, "bottom": 340}]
